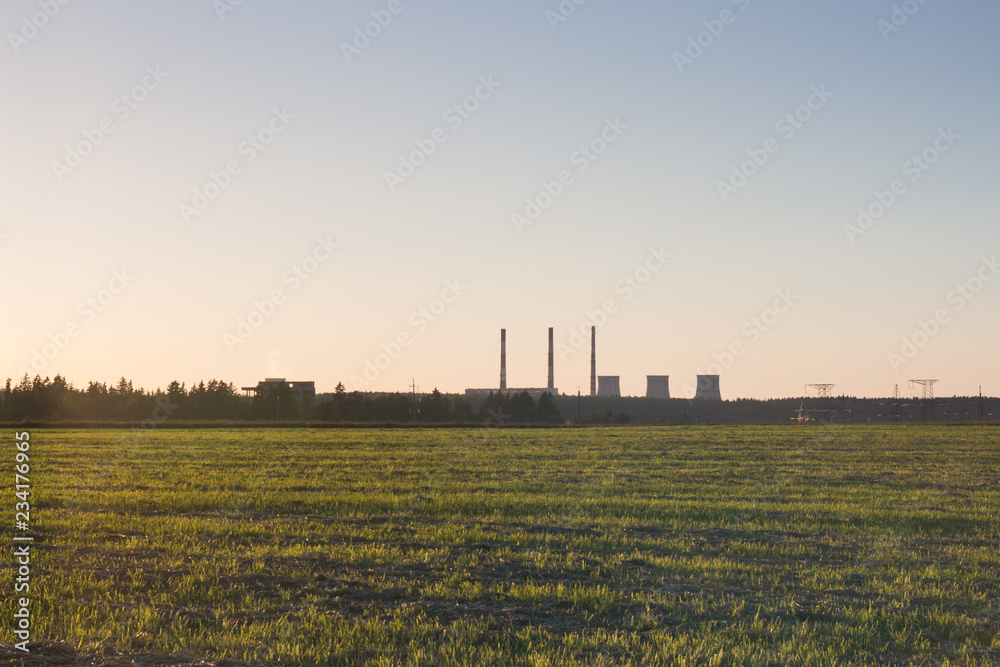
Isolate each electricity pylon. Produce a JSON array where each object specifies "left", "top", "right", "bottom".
[
  {"left": 908, "top": 379, "right": 938, "bottom": 421},
  {"left": 805, "top": 384, "right": 836, "bottom": 423}
]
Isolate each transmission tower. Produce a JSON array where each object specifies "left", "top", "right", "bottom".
[
  {"left": 908, "top": 379, "right": 938, "bottom": 421},
  {"left": 805, "top": 384, "right": 836, "bottom": 423},
  {"left": 806, "top": 384, "right": 835, "bottom": 398}
]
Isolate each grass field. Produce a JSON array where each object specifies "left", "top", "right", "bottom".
[{"left": 4, "top": 425, "right": 999, "bottom": 665}]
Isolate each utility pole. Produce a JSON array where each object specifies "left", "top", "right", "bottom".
[
  {"left": 979, "top": 385, "right": 984, "bottom": 423},
  {"left": 409, "top": 379, "right": 419, "bottom": 423}
]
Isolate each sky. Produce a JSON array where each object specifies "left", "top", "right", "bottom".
[{"left": 2, "top": 0, "right": 998, "bottom": 400}]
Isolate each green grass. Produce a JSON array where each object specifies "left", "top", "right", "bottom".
[{"left": 4, "top": 425, "right": 999, "bottom": 665}]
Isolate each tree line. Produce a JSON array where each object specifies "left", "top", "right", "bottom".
[{"left": 0, "top": 375, "right": 563, "bottom": 424}]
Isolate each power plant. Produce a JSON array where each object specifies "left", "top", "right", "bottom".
[
  {"left": 695, "top": 375, "right": 722, "bottom": 400},
  {"left": 598, "top": 376, "right": 621, "bottom": 397},
  {"left": 412, "top": 328, "right": 987, "bottom": 423},
  {"left": 548, "top": 327, "right": 554, "bottom": 391},
  {"left": 646, "top": 376, "right": 670, "bottom": 399},
  {"left": 465, "top": 328, "right": 559, "bottom": 398},
  {"left": 500, "top": 328, "right": 507, "bottom": 391},
  {"left": 590, "top": 326, "right": 597, "bottom": 397},
  {"left": 467, "top": 328, "right": 722, "bottom": 400}
]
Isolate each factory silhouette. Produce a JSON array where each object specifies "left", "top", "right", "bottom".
[
  {"left": 465, "top": 327, "right": 721, "bottom": 401},
  {"left": 5, "top": 328, "right": 992, "bottom": 424}
]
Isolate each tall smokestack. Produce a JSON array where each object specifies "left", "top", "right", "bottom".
[
  {"left": 590, "top": 326, "right": 596, "bottom": 397},
  {"left": 547, "top": 327, "right": 554, "bottom": 390},
  {"left": 500, "top": 328, "right": 507, "bottom": 391}
]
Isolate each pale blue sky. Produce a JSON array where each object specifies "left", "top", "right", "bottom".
[{"left": 2, "top": 0, "right": 998, "bottom": 399}]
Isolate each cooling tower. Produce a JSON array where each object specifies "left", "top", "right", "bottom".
[
  {"left": 598, "top": 376, "right": 621, "bottom": 397},
  {"left": 646, "top": 376, "right": 670, "bottom": 399},
  {"left": 547, "top": 327, "right": 554, "bottom": 390},
  {"left": 695, "top": 374, "right": 721, "bottom": 400},
  {"left": 590, "top": 326, "right": 597, "bottom": 397},
  {"left": 500, "top": 329, "right": 507, "bottom": 391}
]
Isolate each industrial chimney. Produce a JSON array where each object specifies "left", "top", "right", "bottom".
[
  {"left": 590, "top": 326, "right": 596, "bottom": 397},
  {"left": 547, "top": 327, "right": 554, "bottom": 390},
  {"left": 695, "top": 374, "right": 721, "bottom": 400},
  {"left": 500, "top": 329, "right": 507, "bottom": 391}
]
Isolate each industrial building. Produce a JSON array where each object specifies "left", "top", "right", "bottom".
[
  {"left": 241, "top": 378, "right": 316, "bottom": 401},
  {"left": 695, "top": 375, "right": 722, "bottom": 400},
  {"left": 465, "top": 328, "right": 559, "bottom": 397},
  {"left": 590, "top": 326, "right": 597, "bottom": 396},
  {"left": 646, "top": 376, "right": 670, "bottom": 399},
  {"left": 598, "top": 376, "right": 621, "bottom": 397},
  {"left": 465, "top": 328, "right": 724, "bottom": 401}
]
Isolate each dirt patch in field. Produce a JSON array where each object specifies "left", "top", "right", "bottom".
[
  {"left": 0, "top": 643, "right": 271, "bottom": 667},
  {"left": 207, "top": 546, "right": 631, "bottom": 635},
  {"left": 0, "top": 644, "right": 264, "bottom": 667},
  {"left": 0, "top": 642, "right": 82, "bottom": 666}
]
